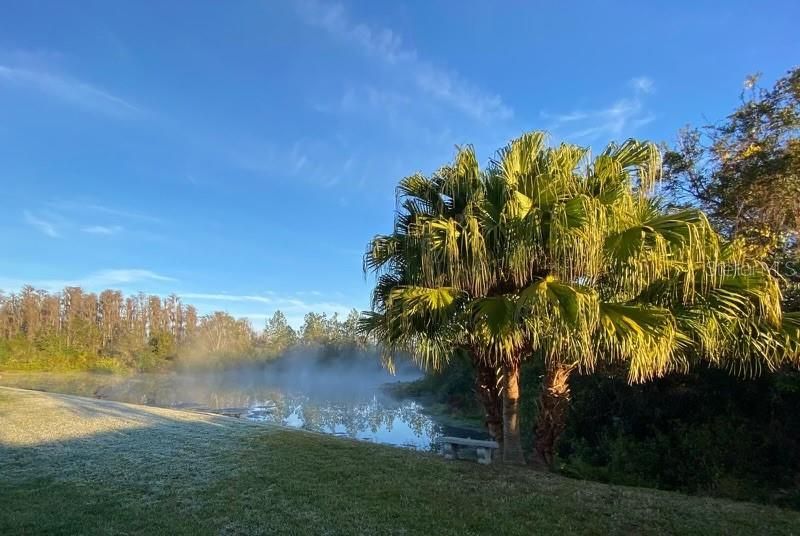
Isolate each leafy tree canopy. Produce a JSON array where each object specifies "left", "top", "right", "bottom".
[{"left": 663, "top": 67, "right": 800, "bottom": 258}]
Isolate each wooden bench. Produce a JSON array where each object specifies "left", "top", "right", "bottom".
[{"left": 439, "top": 436, "right": 500, "bottom": 465}]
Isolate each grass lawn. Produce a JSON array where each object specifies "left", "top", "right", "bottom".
[{"left": 1, "top": 387, "right": 798, "bottom": 535}]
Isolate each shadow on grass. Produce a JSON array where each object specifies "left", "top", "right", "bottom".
[
  {"left": 0, "top": 389, "right": 267, "bottom": 535},
  {"left": 2, "top": 388, "right": 800, "bottom": 535}
]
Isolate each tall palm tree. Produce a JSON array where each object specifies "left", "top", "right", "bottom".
[{"left": 361, "top": 131, "right": 800, "bottom": 465}]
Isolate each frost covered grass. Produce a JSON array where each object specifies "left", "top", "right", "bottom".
[{"left": 1, "top": 387, "right": 799, "bottom": 535}]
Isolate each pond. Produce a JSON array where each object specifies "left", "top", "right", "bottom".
[{"left": 0, "top": 366, "right": 487, "bottom": 451}]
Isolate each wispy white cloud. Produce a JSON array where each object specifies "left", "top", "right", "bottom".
[
  {"left": 540, "top": 110, "right": 589, "bottom": 123},
  {"left": 88, "top": 269, "right": 175, "bottom": 285},
  {"left": 542, "top": 76, "right": 656, "bottom": 141},
  {"left": 227, "top": 133, "right": 374, "bottom": 189},
  {"left": 0, "top": 64, "right": 142, "bottom": 118},
  {"left": 296, "top": 290, "right": 324, "bottom": 297},
  {"left": 228, "top": 138, "right": 320, "bottom": 180},
  {"left": 82, "top": 225, "right": 123, "bottom": 235},
  {"left": 335, "top": 85, "right": 411, "bottom": 113},
  {"left": 0, "top": 269, "right": 175, "bottom": 293},
  {"left": 46, "top": 200, "right": 162, "bottom": 224},
  {"left": 567, "top": 99, "right": 653, "bottom": 140},
  {"left": 23, "top": 200, "right": 159, "bottom": 239},
  {"left": 319, "top": 85, "right": 452, "bottom": 147},
  {"left": 23, "top": 210, "right": 60, "bottom": 237},
  {"left": 630, "top": 76, "right": 655, "bottom": 94},
  {"left": 180, "top": 292, "right": 276, "bottom": 305},
  {"left": 413, "top": 65, "right": 512, "bottom": 123},
  {"left": 179, "top": 291, "right": 355, "bottom": 311},
  {"left": 295, "top": 0, "right": 512, "bottom": 123},
  {"left": 296, "top": 1, "right": 413, "bottom": 64}
]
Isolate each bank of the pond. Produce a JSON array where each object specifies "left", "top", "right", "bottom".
[
  {"left": 1, "top": 387, "right": 798, "bottom": 535},
  {"left": 0, "top": 370, "right": 482, "bottom": 450}
]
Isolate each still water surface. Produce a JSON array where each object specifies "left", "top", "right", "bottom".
[{"left": 0, "top": 367, "right": 485, "bottom": 450}]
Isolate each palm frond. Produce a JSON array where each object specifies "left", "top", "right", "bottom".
[
  {"left": 362, "top": 130, "right": 791, "bottom": 382},
  {"left": 597, "top": 302, "right": 682, "bottom": 383}
]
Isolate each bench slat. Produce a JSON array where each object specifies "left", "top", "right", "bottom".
[{"left": 438, "top": 436, "right": 499, "bottom": 449}]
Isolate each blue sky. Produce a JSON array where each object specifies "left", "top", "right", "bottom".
[{"left": 1, "top": 1, "right": 797, "bottom": 327}]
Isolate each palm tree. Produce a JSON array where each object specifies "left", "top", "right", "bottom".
[{"left": 361, "top": 131, "right": 800, "bottom": 465}]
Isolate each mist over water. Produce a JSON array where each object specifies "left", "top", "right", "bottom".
[
  {"left": 0, "top": 351, "right": 486, "bottom": 450},
  {"left": 243, "top": 348, "right": 423, "bottom": 396}
]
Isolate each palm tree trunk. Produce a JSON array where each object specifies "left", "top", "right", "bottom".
[
  {"left": 502, "top": 361, "right": 526, "bottom": 464},
  {"left": 473, "top": 357, "right": 503, "bottom": 446},
  {"left": 534, "top": 363, "right": 574, "bottom": 466}
]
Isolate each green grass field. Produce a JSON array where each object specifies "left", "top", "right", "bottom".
[{"left": 1, "top": 386, "right": 798, "bottom": 535}]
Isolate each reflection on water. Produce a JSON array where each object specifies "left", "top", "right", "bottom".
[
  {"left": 0, "top": 369, "right": 485, "bottom": 450},
  {"left": 247, "top": 395, "right": 440, "bottom": 449}
]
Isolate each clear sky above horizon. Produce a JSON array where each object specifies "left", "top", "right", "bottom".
[{"left": 1, "top": 0, "right": 798, "bottom": 327}]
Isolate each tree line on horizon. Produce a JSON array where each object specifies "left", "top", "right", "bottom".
[{"left": 0, "top": 286, "right": 367, "bottom": 372}]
